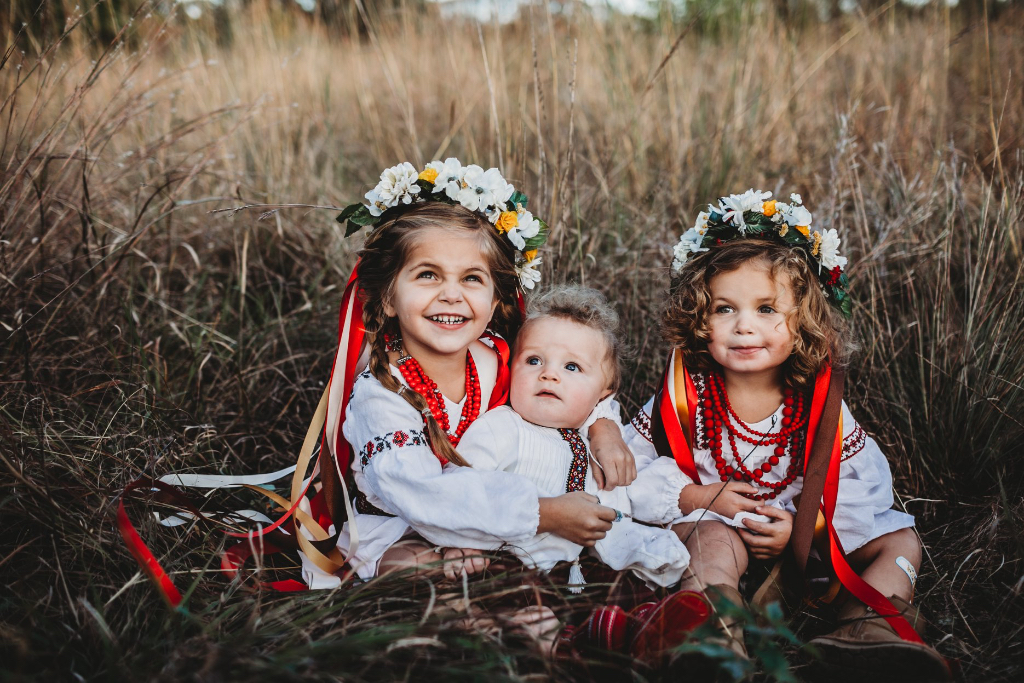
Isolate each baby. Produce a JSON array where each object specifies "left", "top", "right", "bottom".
[{"left": 452, "top": 285, "right": 690, "bottom": 588}]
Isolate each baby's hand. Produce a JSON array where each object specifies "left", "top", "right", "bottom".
[
  {"left": 678, "top": 481, "right": 762, "bottom": 518},
  {"left": 738, "top": 506, "right": 794, "bottom": 560},
  {"left": 588, "top": 419, "right": 637, "bottom": 490},
  {"left": 441, "top": 548, "right": 491, "bottom": 580}
]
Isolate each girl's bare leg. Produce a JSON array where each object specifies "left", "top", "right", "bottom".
[
  {"left": 672, "top": 520, "right": 749, "bottom": 592},
  {"left": 844, "top": 527, "right": 922, "bottom": 601}
]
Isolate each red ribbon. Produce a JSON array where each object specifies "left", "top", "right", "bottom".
[
  {"left": 116, "top": 477, "right": 215, "bottom": 609},
  {"left": 221, "top": 541, "right": 307, "bottom": 593},
  {"left": 651, "top": 352, "right": 699, "bottom": 482},
  {"left": 327, "top": 266, "right": 365, "bottom": 481},
  {"left": 483, "top": 332, "right": 512, "bottom": 409}
]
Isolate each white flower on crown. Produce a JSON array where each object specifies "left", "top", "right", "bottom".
[
  {"left": 717, "top": 189, "right": 773, "bottom": 232},
  {"left": 427, "top": 158, "right": 465, "bottom": 201},
  {"left": 457, "top": 165, "right": 515, "bottom": 215},
  {"left": 365, "top": 162, "right": 421, "bottom": 216},
  {"left": 770, "top": 201, "right": 789, "bottom": 223},
  {"left": 517, "top": 255, "right": 543, "bottom": 289},
  {"left": 782, "top": 204, "right": 813, "bottom": 228},
  {"left": 671, "top": 226, "right": 709, "bottom": 273},
  {"left": 790, "top": 193, "right": 803, "bottom": 205},
  {"left": 507, "top": 209, "right": 541, "bottom": 250},
  {"left": 818, "top": 228, "right": 848, "bottom": 271},
  {"left": 693, "top": 210, "right": 710, "bottom": 235}
]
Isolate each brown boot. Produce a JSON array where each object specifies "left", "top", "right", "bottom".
[{"left": 809, "top": 595, "right": 952, "bottom": 682}]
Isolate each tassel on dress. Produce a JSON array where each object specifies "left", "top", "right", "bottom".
[{"left": 568, "top": 559, "right": 586, "bottom": 594}]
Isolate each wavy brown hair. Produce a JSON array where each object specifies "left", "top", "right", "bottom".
[
  {"left": 356, "top": 202, "right": 522, "bottom": 467},
  {"left": 662, "top": 240, "right": 853, "bottom": 392}
]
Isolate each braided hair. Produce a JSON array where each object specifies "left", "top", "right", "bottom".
[{"left": 356, "top": 202, "right": 522, "bottom": 467}]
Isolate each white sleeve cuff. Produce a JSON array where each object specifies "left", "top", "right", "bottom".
[{"left": 582, "top": 394, "right": 623, "bottom": 435}]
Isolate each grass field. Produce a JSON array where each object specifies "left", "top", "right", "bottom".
[{"left": 1, "top": 1, "right": 1023, "bottom": 680}]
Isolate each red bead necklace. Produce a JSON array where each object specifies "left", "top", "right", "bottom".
[
  {"left": 395, "top": 348, "right": 481, "bottom": 447},
  {"left": 704, "top": 373, "right": 808, "bottom": 501}
]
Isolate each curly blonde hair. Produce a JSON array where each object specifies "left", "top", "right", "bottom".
[
  {"left": 662, "top": 240, "right": 852, "bottom": 392},
  {"left": 522, "top": 284, "right": 628, "bottom": 394},
  {"left": 357, "top": 202, "right": 522, "bottom": 467}
]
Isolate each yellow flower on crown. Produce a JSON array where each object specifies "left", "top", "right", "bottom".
[
  {"left": 778, "top": 224, "right": 789, "bottom": 237},
  {"left": 496, "top": 210, "right": 519, "bottom": 234},
  {"left": 762, "top": 200, "right": 777, "bottom": 217},
  {"left": 524, "top": 249, "right": 538, "bottom": 262},
  {"left": 796, "top": 225, "right": 810, "bottom": 238},
  {"left": 418, "top": 168, "right": 439, "bottom": 183},
  {"left": 811, "top": 231, "right": 822, "bottom": 256}
]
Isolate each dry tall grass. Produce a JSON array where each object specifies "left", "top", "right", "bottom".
[{"left": 2, "top": 1, "right": 1023, "bottom": 680}]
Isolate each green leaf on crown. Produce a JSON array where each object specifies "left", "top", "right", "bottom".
[
  {"left": 744, "top": 221, "right": 773, "bottom": 238},
  {"left": 522, "top": 221, "right": 549, "bottom": 251},
  {"left": 509, "top": 191, "right": 529, "bottom": 211},
  {"left": 337, "top": 203, "right": 375, "bottom": 237},
  {"left": 415, "top": 179, "right": 435, "bottom": 194},
  {"left": 840, "top": 297, "right": 853, "bottom": 318}
]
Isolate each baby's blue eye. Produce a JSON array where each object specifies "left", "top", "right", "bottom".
[
  {"left": 715, "top": 305, "right": 734, "bottom": 314},
  {"left": 417, "top": 270, "right": 437, "bottom": 280},
  {"left": 526, "top": 356, "right": 541, "bottom": 366},
  {"left": 565, "top": 362, "right": 580, "bottom": 372},
  {"left": 759, "top": 305, "right": 777, "bottom": 314}
]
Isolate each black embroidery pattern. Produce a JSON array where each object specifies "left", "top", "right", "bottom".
[
  {"left": 558, "top": 428, "right": 590, "bottom": 493},
  {"left": 631, "top": 409, "right": 653, "bottom": 443},
  {"left": 842, "top": 425, "right": 867, "bottom": 462},
  {"left": 359, "top": 429, "right": 427, "bottom": 468},
  {"left": 692, "top": 372, "right": 708, "bottom": 448},
  {"left": 347, "top": 370, "right": 374, "bottom": 403}
]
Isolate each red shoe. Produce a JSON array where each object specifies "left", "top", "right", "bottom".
[
  {"left": 553, "top": 623, "right": 580, "bottom": 659},
  {"left": 628, "top": 601, "right": 658, "bottom": 624},
  {"left": 630, "top": 590, "right": 712, "bottom": 664},
  {"left": 583, "top": 605, "right": 631, "bottom": 652}
]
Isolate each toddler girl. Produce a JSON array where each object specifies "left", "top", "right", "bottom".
[{"left": 624, "top": 190, "right": 950, "bottom": 679}]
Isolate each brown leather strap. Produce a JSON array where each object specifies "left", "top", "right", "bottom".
[
  {"left": 320, "top": 442, "right": 345, "bottom": 525},
  {"left": 791, "top": 369, "right": 845, "bottom": 574}
]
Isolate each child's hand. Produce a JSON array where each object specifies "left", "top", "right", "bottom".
[
  {"left": 538, "top": 492, "right": 617, "bottom": 546},
  {"left": 588, "top": 419, "right": 637, "bottom": 490},
  {"left": 678, "top": 481, "right": 762, "bottom": 518},
  {"left": 441, "top": 548, "right": 491, "bottom": 580},
  {"left": 737, "top": 506, "right": 794, "bottom": 560}
]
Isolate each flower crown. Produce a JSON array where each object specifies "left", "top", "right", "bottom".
[
  {"left": 671, "top": 189, "right": 852, "bottom": 317},
  {"left": 337, "top": 159, "right": 548, "bottom": 289}
]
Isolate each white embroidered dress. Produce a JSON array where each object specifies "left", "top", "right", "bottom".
[
  {"left": 624, "top": 369, "right": 914, "bottom": 553},
  {"left": 301, "top": 342, "right": 621, "bottom": 587},
  {"left": 456, "top": 406, "right": 690, "bottom": 588}
]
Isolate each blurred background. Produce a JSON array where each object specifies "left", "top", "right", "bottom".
[{"left": 1, "top": 1, "right": 1022, "bottom": 681}]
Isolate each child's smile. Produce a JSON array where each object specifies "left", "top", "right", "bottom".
[
  {"left": 384, "top": 226, "right": 498, "bottom": 368},
  {"left": 706, "top": 263, "right": 795, "bottom": 383}
]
